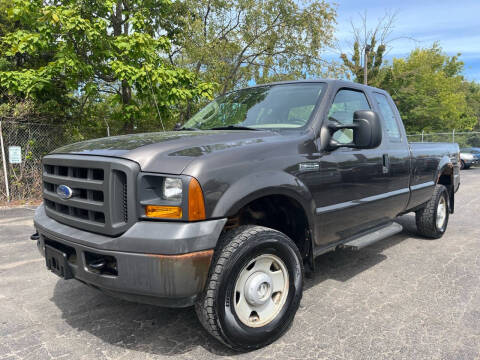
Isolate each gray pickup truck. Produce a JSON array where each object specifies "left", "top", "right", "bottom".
[{"left": 33, "top": 80, "right": 460, "bottom": 350}]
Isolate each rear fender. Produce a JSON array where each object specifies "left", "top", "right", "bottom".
[
  {"left": 435, "top": 155, "right": 454, "bottom": 180},
  {"left": 436, "top": 156, "right": 455, "bottom": 213}
]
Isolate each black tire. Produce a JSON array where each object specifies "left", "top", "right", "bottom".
[
  {"left": 415, "top": 184, "right": 449, "bottom": 239},
  {"left": 195, "top": 225, "right": 303, "bottom": 351},
  {"left": 460, "top": 160, "right": 465, "bottom": 170}
]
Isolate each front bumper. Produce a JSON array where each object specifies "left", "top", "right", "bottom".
[
  {"left": 463, "top": 158, "right": 478, "bottom": 166},
  {"left": 34, "top": 205, "right": 226, "bottom": 307}
]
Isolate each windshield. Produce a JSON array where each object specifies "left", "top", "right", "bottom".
[
  {"left": 466, "top": 149, "right": 480, "bottom": 154},
  {"left": 183, "top": 83, "right": 326, "bottom": 130}
]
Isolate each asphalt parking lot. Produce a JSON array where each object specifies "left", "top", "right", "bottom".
[{"left": 1, "top": 168, "right": 480, "bottom": 360}]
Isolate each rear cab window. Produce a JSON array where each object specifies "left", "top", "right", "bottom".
[{"left": 373, "top": 92, "right": 402, "bottom": 141}]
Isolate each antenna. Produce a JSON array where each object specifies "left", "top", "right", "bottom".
[{"left": 147, "top": 72, "right": 166, "bottom": 132}]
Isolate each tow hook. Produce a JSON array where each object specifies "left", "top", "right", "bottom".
[{"left": 30, "top": 232, "right": 40, "bottom": 241}]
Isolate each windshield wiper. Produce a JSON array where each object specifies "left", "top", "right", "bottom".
[
  {"left": 176, "top": 126, "right": 200, "bottom": 131},
  {"left": 210, "top": 125, "right": 258, "bottom": 131}
]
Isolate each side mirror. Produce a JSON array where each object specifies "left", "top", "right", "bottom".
[{"left": 325, "top": 110, "right": 382, "bottom": 150}]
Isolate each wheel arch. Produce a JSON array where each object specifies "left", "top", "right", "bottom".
[
  {"left": 436, "top": 160, "right": 455, "bottom": 213},
  {"left": 211, "top": 171, "right": 316, "bottom": 262}
]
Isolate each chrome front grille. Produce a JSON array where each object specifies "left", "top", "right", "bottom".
[{"left": 42, "top": 155, "right": 139, "bottom": 236}]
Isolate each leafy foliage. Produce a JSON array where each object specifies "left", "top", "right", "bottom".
[
  {"left": 379, "top": 45, "right": 477, "bottom": 132},
  {"left": 1, "top": 1, "right": 480, "bottom": 137},
  {"left": 341, "top": 38, "right": 385, "bottom": 86},
  {"left": 0, "top": 0, "right": 215, "bottom": 133},
  {"left": 463, "top": 81, "right": 480, "bottom": 129},
  {"left": 169, "top": 0, "right": 340, "bottom": 120}
]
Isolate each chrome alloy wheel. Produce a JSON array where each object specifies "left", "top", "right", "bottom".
[
  {"left": 436, "top": 195, "right": 447, "bottom": 230},
  {"left": 233, "top": 254, "right": 289, "bottom": 327}
]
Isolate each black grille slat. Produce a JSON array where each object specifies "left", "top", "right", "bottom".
[
  {"left": 91, "top": 190, "right": 104, "bottom": 202},
  {"left": 111, "top": 170, "right": 128, "bottom": 224},
  {"left": 44, "top": 164, "right": 103, "bottom": 180},
  {"left": 123, "top": 181, "right": 128, "bottom": 222},
  {"left": 72, "top": 167, "right": 88, "bottom": 179},
  {"left": 94, "top": 212, "right": 105, "bottom": 223},
  {"left": 44, "top": 164, "right": 54, "bottom": 175},
  {"left": 91, "top": 169, "right": 104, "bottom": 180},
  {"left": 42, "top": 155, "right": 137, "bottom": 236},
  {"left": 58, "top": 166, "right": 68, "bottom": 176},
  {"left": 44, "top": 182, "right": 54, "bottom": 192}
]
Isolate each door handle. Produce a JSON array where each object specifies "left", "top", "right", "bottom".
[{"left": 382, "top": 154, "right": 390, "bottom": 174}]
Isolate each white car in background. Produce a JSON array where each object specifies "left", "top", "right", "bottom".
[{"left": 460, "top": 148, "right": 480, "bottom": 169}]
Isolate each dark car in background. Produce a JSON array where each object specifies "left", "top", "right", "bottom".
[{"left": 460, "top": 147, "right": 480, "bottom": 169}]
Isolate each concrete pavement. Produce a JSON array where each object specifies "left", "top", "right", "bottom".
[{"left": 1, "top": 169, "right": 480, "bottom": 359}]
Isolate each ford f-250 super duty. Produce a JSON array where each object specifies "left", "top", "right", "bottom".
[{"left": 33, "top": 80, "right": 460, "bottom": 351}]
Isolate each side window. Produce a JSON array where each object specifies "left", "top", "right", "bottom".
[
  {"left": 374, "top": 93, "right": 401, "bottom": 140},
  {"left": 328, "top": 89, "right": 370, "bottom": 143}
]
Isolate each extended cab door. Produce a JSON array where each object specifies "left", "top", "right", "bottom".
[
  {"left": 370, "top": 91, "right": 411, "bottom": 218},
  {"left": 312, "top": 86, "right": 391, "bottom": 248}
]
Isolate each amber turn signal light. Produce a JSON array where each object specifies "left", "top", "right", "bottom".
[
  {"left": 145, "top": 205, "right": 182, "bottom": 219},
  {"left": 188, "top": 177, "right": 206, "bottom": 221}
]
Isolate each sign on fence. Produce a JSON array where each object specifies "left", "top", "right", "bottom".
[{"left": 8, "top": 146, "right": 22, "bottom": 164}]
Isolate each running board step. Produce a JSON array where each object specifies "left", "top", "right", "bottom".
[{"left": 339, "top": 222, "right": 403, "bottom": 250}]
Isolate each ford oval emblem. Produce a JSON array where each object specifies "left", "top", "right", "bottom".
[{"left": 57, "top": 185, "right": 73, "bottom": 199}]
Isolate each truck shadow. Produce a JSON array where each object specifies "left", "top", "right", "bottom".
[
  {"left": 51, "top": 214, "right": 425, "bottom": 356},
  {"left": 51, "top": 279, "right": 236, "bottom": 356}
]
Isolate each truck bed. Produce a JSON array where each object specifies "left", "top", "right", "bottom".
[{"left": 407, "top": 141, "right": 460, "bottom": 211}]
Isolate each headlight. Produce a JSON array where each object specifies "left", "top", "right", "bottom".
[
  {"left": 139, "top": 174, "right": 183, "bottom": 219},
  {"left": 138, "top": 174, "right": 205, "bottom": 221},
  {"left": 163, "top": 177, "right": 182, "bottom": 202}
]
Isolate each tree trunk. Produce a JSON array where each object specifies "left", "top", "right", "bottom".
[
  {"left": 180, "top": 61, "right": 203, "bottom": 123},
  {"left": 112, "top": 0, "right": 134, "bottom": 132},
  {"left": 121, "top": 80, "right": 133, "bottom": 132}
]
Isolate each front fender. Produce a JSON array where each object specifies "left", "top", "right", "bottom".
[{"left": 210, "top": 170, "right": 315, "bottom": 225}]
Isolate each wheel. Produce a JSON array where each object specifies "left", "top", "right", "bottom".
[
  {"left": 195, "top": 225, "right": 303, "bottom": 351},
  {"left": 460, "top": 160, "right": 470, "bottom": 170},
  {"left": 415, "top": 184, "right": 449, "bottom": 238}
]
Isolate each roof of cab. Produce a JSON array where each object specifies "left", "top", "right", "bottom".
[{"left": 242, "top": 78, "right": 385, "bottom": 93}]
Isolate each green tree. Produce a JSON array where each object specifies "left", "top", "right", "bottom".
[
  {"left": 340, "top": 11, "right": 395, "bottom": 86},
  {"left": 379, "top": 44, "right": 477, "bottom": 132},
  {"left": 0, "top": 0, "right": 215, "bottom": 132},
  {"left": 463, "top": 81, "right": 480, "bottom": 129},
  {"left": 340, "top": 38, "right": 385, "bottom": 86},
  {"left": 169, "top": 0, "right": 339, "bottom": 120}
]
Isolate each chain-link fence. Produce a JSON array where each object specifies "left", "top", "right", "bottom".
[
  {"left": 1, "top": 122, "right": 480, "bottom": 205},
  {"left": 0, "top": 121, "right": 69, "bottom": 204},
  {"left": 407, "top": 131, "right": 480, "bottom": 148},
  {"left": 0, "top": 120, "right": 166, "bottom": 205}
]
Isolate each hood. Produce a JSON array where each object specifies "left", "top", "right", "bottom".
[{"left": 52, "top": 130, "right": 278, "bottom": 174}]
